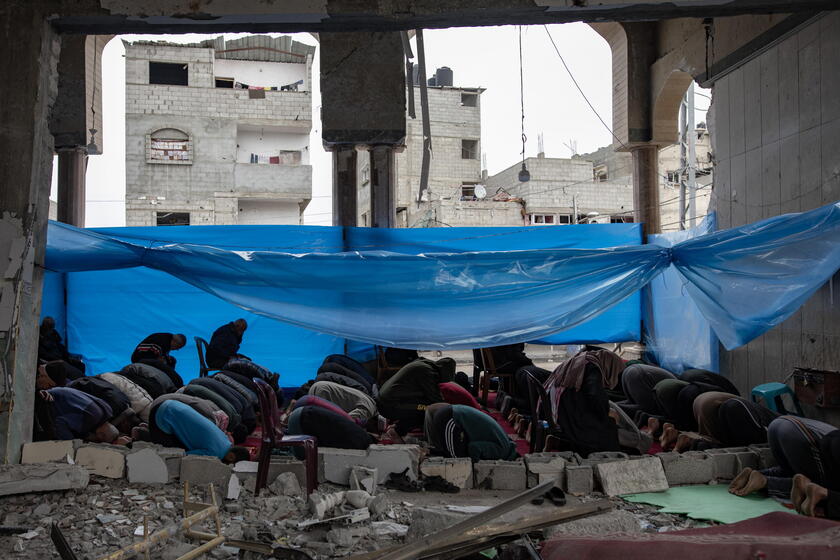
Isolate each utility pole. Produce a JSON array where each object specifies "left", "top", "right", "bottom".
[
  {"left": 679, "top": 83, "right": 697, "bottom": 230},
  {"left": 572, "top": 195, "right": 579, "bottom": 224}
]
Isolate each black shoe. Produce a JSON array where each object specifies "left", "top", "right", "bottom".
[
  {"left": 385, "top": 468, "right": 423, "bottom": 492},
  {"left": 546, "top": 487, "right": 566, "bottom": 506},
  {"left": 422, "top": 475, "right": 460, "bottom": 494}
]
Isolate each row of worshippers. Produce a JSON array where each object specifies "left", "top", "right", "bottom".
[
  {"left": 33, "top": 317, "right": 275, "bottom": 465},
  {"left": 284, "top": 353, "right": 518, "bottom": 463},
  {"left": 495, "top": 345, "right": 840, "bottom": 521}
]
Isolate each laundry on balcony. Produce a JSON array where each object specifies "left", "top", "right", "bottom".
[{"left": 248, "top": 151, "right": 301, "bottom": 165}]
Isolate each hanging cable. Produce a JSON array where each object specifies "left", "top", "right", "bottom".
[{"left": 518, "top": 26, "right": 530, "bottom": 182}]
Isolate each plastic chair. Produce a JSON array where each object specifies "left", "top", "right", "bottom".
[
  {"left": 751, "top": 382, "right": 804, "bottom": 415},
  {"left": 475, "top": 348, "right": 516, "bottom": 406},
  {"left": 525, "top": 371, "right": 566, "bottom": 453},
  {"left": 194, "top": 336, "right": 216, "bottom": 378},
  {"left": 252, "top": 378, "right": 318, "bottom": 496}
]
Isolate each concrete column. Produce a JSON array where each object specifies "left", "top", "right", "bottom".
[
  {"left": 332, "top": 147, "right": 358, "bottom": 228},
  {"left": 630, "top": 145, "right": 661, "bottom": 236},
  {"left": 57, "top": 147, "right": 87, "bottom": 226},
  {"left": 0, "top": 7, "right": 60, "bottom": 463},
  {"left": 370, "top": 146, "right": 396, "bottom": 228}
]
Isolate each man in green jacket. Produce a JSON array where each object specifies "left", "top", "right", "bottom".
[
  {"left": 424, "top": 402, "right": 518, "bottom": 461},
  {"left": 378, "top": 358, "right": 455, "bottom": 440}
]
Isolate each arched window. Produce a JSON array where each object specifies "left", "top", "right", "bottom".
[{"left": 146, "top": 128, "right": 192, "bottom": 164}]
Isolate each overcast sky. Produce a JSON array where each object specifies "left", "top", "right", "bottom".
[{"left": 74, "top": 24, "right": 709, "bottom": 227}]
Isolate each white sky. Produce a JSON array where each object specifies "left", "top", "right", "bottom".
[{"left": 73, "top": 24, "right": 710, "bottom": 227}]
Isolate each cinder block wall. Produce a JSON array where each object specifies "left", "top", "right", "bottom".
[{"left": 711, "top": 12, "right": 840, "bottom": 424}]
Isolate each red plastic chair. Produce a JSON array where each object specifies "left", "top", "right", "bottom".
[{"left": 253, "top": 378, "right": 318, "bottom": 496}]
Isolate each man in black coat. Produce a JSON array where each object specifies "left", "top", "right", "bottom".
[
  {"left": 131, "top": 333, "right": 186, "bottom": 387},
  {"left": 206, "top": 319, "right": 248, "bottom": 369}
]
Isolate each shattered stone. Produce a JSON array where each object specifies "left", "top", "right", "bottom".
[
  {"left": 350, "top": 466, "right": 378, "bottom": 494},
  {"left": 21, "top": 440, "right": 81, "bottom": 464},
  {"left": 320, "top": 445, "right": 421, "bottom": 485},
  {"left": 179, "top": 455, "right": 232, "bottom": 497},
  {"left": 419, "top": 457, "right": 473, "bottom": 489},
  {"left": 473, "top": 459, "right": 527, "bottom": 490},
  {"left": 327, "top": 525, "right": 370, "bottom": 547},
  {"left": 524, "top": 452, "right": 570, "bottom": 487},
  {"left": 406, "top": 507, "right": 468, "bottom": 541},
  {"left": 563, "top": 464, "right": 594, "bottom": 495},
  {"left": 658, "top": 451, "right": 715, "bottom": 486},
  {"left": 126, "top": 448, "right": 169, "bottom": 484}
]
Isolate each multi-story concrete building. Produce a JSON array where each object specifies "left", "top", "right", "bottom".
[
  {"left": 124, "top": 35, "right": 315, "bottom": 226},
  {"left": 356, "top": 73, "right": 484, "bottom": 228},
  {"left": 579, "top": 124, "right": 714, "bottom": 232}
]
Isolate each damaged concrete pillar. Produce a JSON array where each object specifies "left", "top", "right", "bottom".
[
  {"left": 631, "top": 144, "right": 661, "bottom": 235},
  {"left": 0, "top": 6, "right": 60, "bottom": 463},
  {"left": 332, "top": 146, "right": 358, "bottom": 227},
  {"left": 56, "top": 147, "right": 87, "bottom": 226},
  {"left": 320, "top": 31, "right": 405, "bottom": 227}
]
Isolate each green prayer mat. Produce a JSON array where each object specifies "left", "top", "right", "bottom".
[{"left": 623, "top": 484, "right": 793, "bottom": 524}]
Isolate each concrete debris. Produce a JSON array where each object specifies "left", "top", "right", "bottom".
[
  {"left": 126, "top": 448, "right": 169, "bottom": 484},
  {"left": 227, "top": 473, "right": 241, "bottom": 500},
  {"left": 350, "top": 466, "right": 378, "bottom": 494},
  {"left": 371, "top": 521, "right": 409, "bottom": 538},
  {"left": 179, "top": 455, "right": 232, "bottom": 497},
  {"left": 473, "top": 459, "right": 527, "bottom": 490},
  {"left": 269, "top": 471, "right": 303, "bottom": 497},
  {"left": 0, "top": 463, "right": 89, "bottom": 497},
  {"left": 658, "top": 451, "right": 715, "bottom": 486},
  {"left": 21, "top": 440, "right": 80, "bottom": 464},
  {"left": 749, "top": 444, "right": 778, "bottom": 470},
  {"left": 74, "top": 444, "right": 128, "bottom": 479},
  {"left": 419, "top": 457, "right": 473, "bottom": 489},
  {"left": 327, "top": 525, "right": 370, "bottom": 547},
  {"left": 308, "top": 491, "right": 346, "bottom": 519},
  {"left": 544, "top": 509, "right": 643, "bottom": 537},
  {"left": 596, "top": 456, "right": 669, "bottom": 496}
]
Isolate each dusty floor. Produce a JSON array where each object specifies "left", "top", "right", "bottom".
[{"left": 0, "top": 475, "right": 707, "bottom": 559}]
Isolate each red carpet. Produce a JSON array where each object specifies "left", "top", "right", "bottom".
[
  {"left": 541, "top": 512, "right": 840, "bottom": 560},
  {"left": 485, "top": 392, "right": 531, "bottom": 456}
]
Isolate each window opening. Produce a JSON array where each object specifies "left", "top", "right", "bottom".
[
  {"left": 149, "top": 62, "right": 188, "bottom": 86},
  {"left": 461, "top": 139, "right": 479, "bottom": 160},
  {"left": 156, "top": 212, "right": 190, "bottom": 226}
]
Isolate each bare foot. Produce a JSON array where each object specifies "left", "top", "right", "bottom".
[
  {"left": 660, "top": 424, "right": 679, "bottom": 450},
  {"left": 674, "top": 432, "right": 696, "bottom": 453},
  {"left": 792, "top": 473, "right": 810, "bottom": 513},
  {"left": 801, "top": 482, "right": 829, "bottom": 517},
  {"left": 734, "top": 470, "right": 767, "bottom": 496},
  {"left": 729, "top": 468, "right": 754, "bottom": 495}
]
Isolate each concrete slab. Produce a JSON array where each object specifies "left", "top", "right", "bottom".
[
  {"left": 126, "top": 447, "right": 168, "bottom": 484},
  {"left": 0, "top": 464, "right": 89, "bottom": 496},
  {"left": 524, "top": 452, "right": 569, "bottom": 487},
  {"left": 320, "top": 445, "right": 421, "bottom": 485},
  {"left": 749, "top": 444, "right": 778, "bottom": 470},
  {"left": 179, "top": 455, "right": 232, "bottom": 497},
  {"left": 704, "top": 448, "right": 740, "bottom": 480},
  {"left": 596, "top": 456, "right": 669, "bottom": 496},
  {"left": 74, "top": 444, "right": 128, "bottom": 479},
  {"left": 21, "top": 440, "right": 81, "bottom": 464}
]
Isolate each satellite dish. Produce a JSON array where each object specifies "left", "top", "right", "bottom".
[{"left": 474, "top": 184, "right": 487, "bottom": 199}]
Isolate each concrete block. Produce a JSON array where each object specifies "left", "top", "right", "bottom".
[
  {"left": 749, "top": 444, "right": 778, "bottom": 470},
  {"left": 129, "top": 442, "right": 183, "bottom": 481},
  {"left": 704, "top": 448, "right": 740, "bottom": 481},
  {"left": 0, "top": 464, "right": 89, "bottom": 497},
  {"left": 126, "top": 448, "right": 168, "bottom": 484},
  {"left": 21, "top": 440, "right": 81, "bottom": 464},
  {"left": 658, "top": 451, "right": 715, "bottom": 486},
  {"left": 564, "top": 465, "right": 594, "bottom": 496},
  {"left": 725, "top": 447, "right": 761, "bottom": 471},
  {"left": 596, "top": 456, "right": 669, "bottom": 496},
  {"left": 269, "top": 471, "right": 303, "bottom": 497},
  {"left": 524, "top": 452, "right": 569, "bottom": 488},
  {"left": 320, "top": 445, "right": 421, "bottom": 486},
  {"left": 74, "top": 444, "right": 128, "bottom": 479},
  {"left": 180, "top": 455, "right": 232, "bottom": 497},
  {"left": 419, "top": 457, "right": 473, "bottom": 489},
  {"left": 474, "top": 459, "right": 527, "bottom": 491}
]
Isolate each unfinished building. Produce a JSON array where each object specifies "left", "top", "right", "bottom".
[{"left": 124, "top": 36, "right": 315, "bottom": 226}]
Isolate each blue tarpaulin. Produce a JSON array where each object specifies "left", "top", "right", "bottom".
[
  {"left": 42, "top": 202, "right": 840, "bottom": 383},
  {"left": 43, "top": 223, "right": 643, "bottom": 384},
  {"left": 645, "top": 216, "right": 719, "bottom": 373}
]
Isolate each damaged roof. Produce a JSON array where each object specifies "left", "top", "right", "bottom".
[{"left": 127, "top": 34, "right": 316, "bottom": 64}]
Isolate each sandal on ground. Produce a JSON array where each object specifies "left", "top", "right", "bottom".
[{"left": 422, "top": 475, "right": 460, "bottom": 494}]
